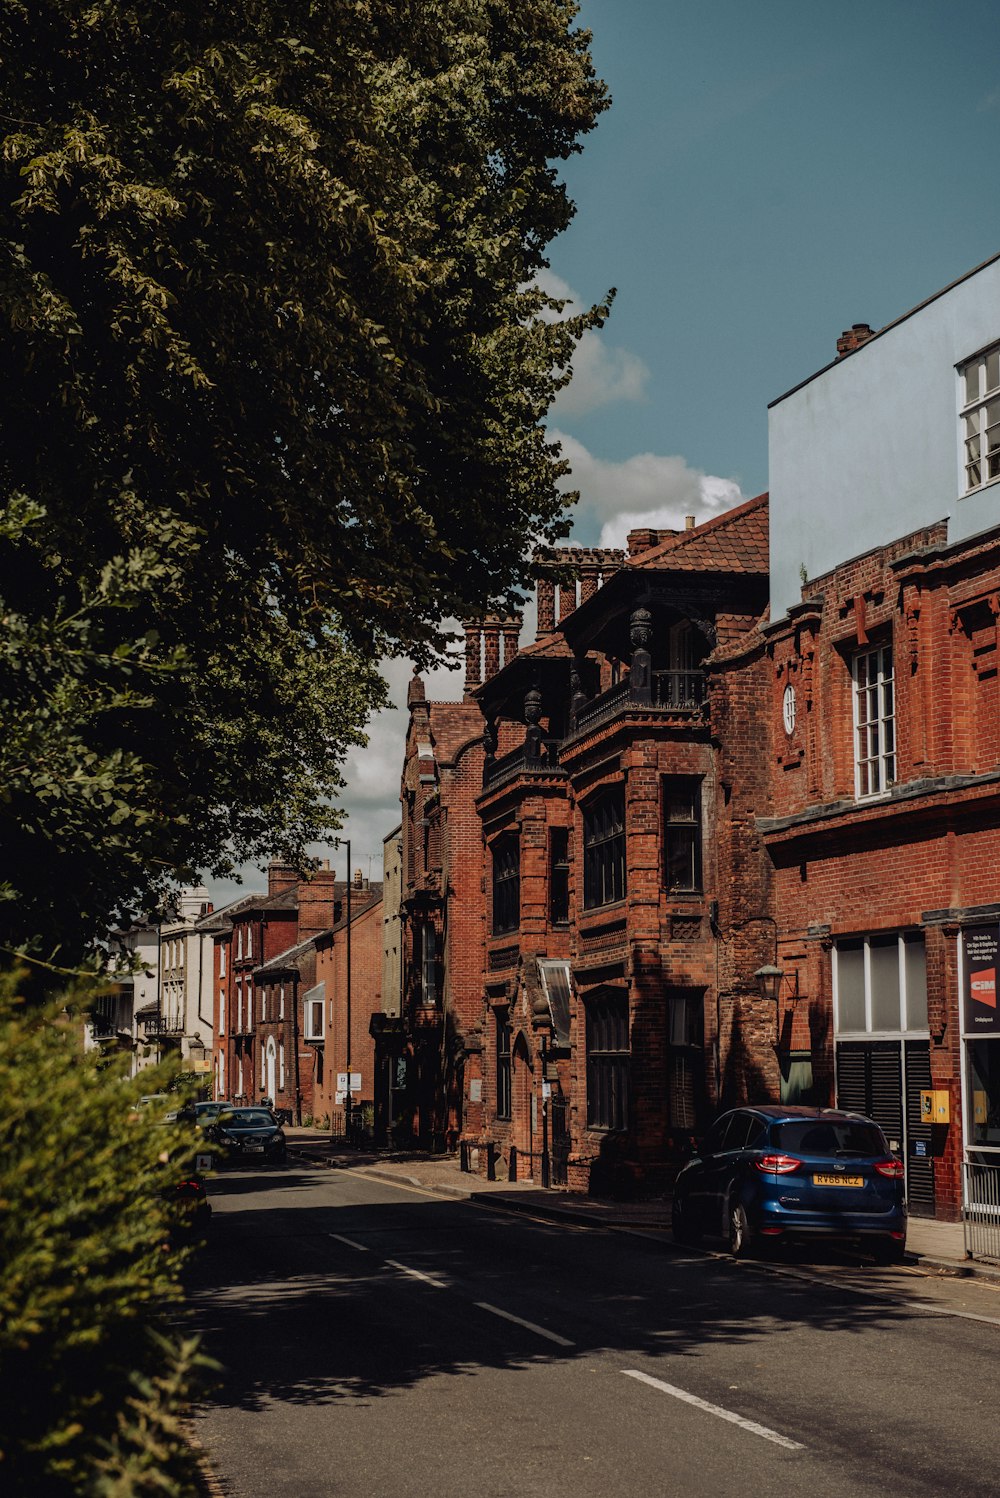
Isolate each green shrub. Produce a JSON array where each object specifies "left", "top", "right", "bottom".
[{"left": 0, "top": 970, "right": 209, "bottom": 1495}]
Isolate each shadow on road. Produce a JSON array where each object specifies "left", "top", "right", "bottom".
[{"left": 182, "top": 1166, "right": 930, "bottom": 1418}]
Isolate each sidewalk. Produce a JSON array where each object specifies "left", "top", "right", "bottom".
[{"left": 285, "top": 1131, "right": 998, "bottom": 1280}]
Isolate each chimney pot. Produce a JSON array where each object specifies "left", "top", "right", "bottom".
[{"left": 684, "top": 515, "right": 695, "bottom": 531}]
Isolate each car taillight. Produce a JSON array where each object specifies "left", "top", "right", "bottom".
[
  {"left": 755, "top": 1154, "right": 801, "bottom": 1174},
  {"left": 874, "top": 1157, "right": 905, "bottom": 1178}
]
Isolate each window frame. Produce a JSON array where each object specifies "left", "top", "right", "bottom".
[
  {"left": 495, "top": 1013, "right": 512, "bottom": 1120},
  {"left": 549, "top": 827, "right": 570, "bottom": 927},
  {"left": 491, "top": 832, "right": 521, "bottom": 936},
  {"left": 663, "top": 776, "right": 703, "bottom": 893},
  {"left": 960, "top": 342, "right": 1000, "bottom": 495},
  {"left": 582, "top": 786, "right": 626, "bottom": 910},
  {"left": 586, "top": 991, "right": 630, "bottom": 1131},
  {"left": 852, "top": 641, "right": 895, "bottom": 800},
  {"left": 832, "top": 931, "right": 928, "bottom": 1037}
]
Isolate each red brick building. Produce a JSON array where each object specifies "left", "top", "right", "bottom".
[
  {"left": 311, "top": 878, "right": 383, "bottom": 1132},
  {"left": 209, "top": 861, "right": 340, "bottom": 1117},
  {"left": 760, "top": 256, "right": 1000, "bottom": 1224},
  {"left": 466, "top": 507, "right": 775, "bottom": 1192}
]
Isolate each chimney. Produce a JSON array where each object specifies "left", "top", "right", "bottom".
[
  {"left": 268, "top": 860, "right": 298, "bottom": 897},
  {"left": 296, "top": 866, "right": 338, "bottom": 939},
  {"left": 836, "top": 323, "right": 875, "bottom": 358},
  {"left": 685, "top": 515, "right": 695, "bottom": 531},
  {"left": 627, "top": 528, "right": 670, "bottom": 556},
  {"left": 463, "top": 624, "right": 482, "bottom": 695},
  {"left": 353, "top": 868, "right": 363, "bottom": 889}
]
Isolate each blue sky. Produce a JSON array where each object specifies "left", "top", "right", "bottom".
[{"left": 204, "top": 0, "right": 1000, "bottom": 904}]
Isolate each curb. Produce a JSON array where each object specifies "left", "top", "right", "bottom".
[{"left": 286, "top": 1143, "right": 1000, "bottom": 1283}]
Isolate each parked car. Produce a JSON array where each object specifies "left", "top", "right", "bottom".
[
  {"left": 671, "top": 1105, "right": 907, "bottom": 1263},
  {"left": 161, "top": 1173, "right": 212, "bottom": 1241},
  {"left": 190, "top": 1101, "right": 226, "bottom": 1130},
  {"left": 209, "top": 1106, "right": 287, "bottom": 1165}
]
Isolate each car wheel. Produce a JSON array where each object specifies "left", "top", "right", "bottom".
[
  {"left": 873, "top": 1239, "right": 906, "bottom": 1266},
  {"left": 672, "top": 1197, "right": 701, "bottom": 1246},
  {"left": 729, "top": 1202, "right": 754, "bottom": 1259}
]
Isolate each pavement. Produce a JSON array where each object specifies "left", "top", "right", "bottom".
[{"left": 283, "top": 1128, "right": 1000, "bottom": 1282}]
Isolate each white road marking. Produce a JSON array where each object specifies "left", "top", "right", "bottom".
[
  {"left": 385, "top": 1258, "right": 449, "bottom": 1289},
  {"left": 327, "top": 1233, "right": 369, "bottom": 1252},
  {"left": 622, "top": 1369, "right": 806, "bottom": 1451},
  {"left": 474, "top": 1301, "right": 575, "bottom": 1346}
]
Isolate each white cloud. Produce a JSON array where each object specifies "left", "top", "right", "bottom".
[
  {"left": 550, "top": 429, "right": 745, "bottom": 547},
  {"left": 536, "top": 269, "right": 650, "bottom": 416}
]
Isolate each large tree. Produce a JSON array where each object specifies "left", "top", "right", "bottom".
[{"left": 0, "top": 1, "right": 609, "bottom": 960}]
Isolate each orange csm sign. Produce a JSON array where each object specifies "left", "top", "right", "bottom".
[{"left": 971, "top": 969, "right": 997, "bottom": 1009}]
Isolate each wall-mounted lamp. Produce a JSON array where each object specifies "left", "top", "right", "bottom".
[{"left": 754, "top": 964, "right": 786, "bottom": 1004}]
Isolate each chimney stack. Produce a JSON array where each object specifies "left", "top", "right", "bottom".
[
  {"left": 836, "top": 323, "right": 875, "bottom": 358},
  {"left": 684, "top": 515, "right": 695, "bottom": 531}
]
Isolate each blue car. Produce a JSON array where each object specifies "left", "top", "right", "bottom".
[{"left": 671, "top": 1105, "right": 907, "bottom": 1263}]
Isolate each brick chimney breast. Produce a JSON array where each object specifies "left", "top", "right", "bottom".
[{"left": 836, "top": 323, "right": 876, "bottom": 358}]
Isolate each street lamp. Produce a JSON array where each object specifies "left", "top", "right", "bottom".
[{"left": 333, "top": 837, "right": 352, "bottom": 1144}]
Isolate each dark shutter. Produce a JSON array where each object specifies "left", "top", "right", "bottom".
[{"left": 904, "top": 1040, "right": 935, "bottom": 1219}]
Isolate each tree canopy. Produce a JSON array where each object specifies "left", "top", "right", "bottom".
[{"left": 0, "top": 0, "right": 609, "bottom": 960}]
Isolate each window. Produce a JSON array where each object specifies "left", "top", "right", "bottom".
[
  {"left": 218, "top": 989, "right": 225, "bottom": 1036},
  {"left": 236, "top": 985, "right": 242, "bottom": 1033},
  {"left": 303, "top": 983, "right": 326, "bottom": 1041},
  {"left": 279, "top": 1041, "right": 285, "bottom": 1092},
  {"left": 583, "top": 787, "right": 626, "bottom": 909},
  {"left": 961, "top": 344, "right": 1000, "bottom": 493},
  {"left": 586, "top": 991, "right": 630, "bottom": 1130},
  {"left": 664, "top": 777, "right": 702, "bottom": 892},
  {"left": 667, "top": 991, "right": 704, "bottom": 1130},
  {"left": 246, "top": 924, "right": 253, "bottom": 959},
  {"left": 279, "top": 983, "right": 286, "bottom": 1020},
  {"left": 236, "top": 926, "right": 243, "bottom": 960},
  {"left": 219, "top": 945, "right": 226, "bottom": 978},
  {"left": 853, "top": 643, "right": 895, "bottom": 798},
  {"left": 419, "top": 922, "right": 438, "bottom": 1006},
  {"left": 834, "top": 932, "right": 928, "bottom": 1034},
  {"left": 549, "top": 828, "right": 570, "bottom": 925},
  {"left": 496, "top": 1014, "right": 511, "bottom": 1120},
  {"left": 492, "top": 833, "right": 520, "bottom": 935}
]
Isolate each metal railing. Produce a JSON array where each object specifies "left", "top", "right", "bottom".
[{"left": 963, "top": 1159, "right": 1000, "bottom": 1261}]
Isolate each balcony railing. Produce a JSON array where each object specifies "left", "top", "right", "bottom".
[
  {"left": 569, "top": 669, "right": 706, "bottom": 740},
  {"left": 483, "top": 736, "right": 565, "bottom": 790}
]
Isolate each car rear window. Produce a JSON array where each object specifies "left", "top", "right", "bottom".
[{"left": 772, "top": 1119, "right": 887, "bottom": 1157}]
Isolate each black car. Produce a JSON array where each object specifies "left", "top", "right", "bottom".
[
  {"left": 209, "top": 1106, "right": 287, "bottom": 1165},
  {"left": 671, "top": 1105, "right": 907, "bottom": 1262}
]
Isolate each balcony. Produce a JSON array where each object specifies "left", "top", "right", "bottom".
[
  {"left": 567, "top": 669, "right": 706, "bottom": 742},
  {"left": 482, "top": 736, "right": 565, "bottom": 791}
]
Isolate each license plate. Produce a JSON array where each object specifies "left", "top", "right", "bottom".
[
  {"left": 246, "top": 1143, "right": 264, "bottom": 1152},
  {"left": 813, "top": 1173, "right": 863, "bottom": 1187}
]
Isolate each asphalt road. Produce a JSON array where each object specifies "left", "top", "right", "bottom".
[{"left": 187, "top": 1163, "right": 1000, "bottom": 1498}]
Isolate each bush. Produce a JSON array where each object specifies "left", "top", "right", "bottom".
[{"left": 0, "top": 970, "right": 209, "bottom": 1496}]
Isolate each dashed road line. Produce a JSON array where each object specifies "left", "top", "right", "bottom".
[
  {"left": 385, "top": 1257, "right": 449, "bottom": 1289},
  {"left": 327, "top": 1233, "right": 369, "bottom": 1252},
  {"left": 474, "top": 1301, "right": 575, "bottom": 1346},
  {"left": 622, "top": 1369, "right": 805, "bottom": 1451}
]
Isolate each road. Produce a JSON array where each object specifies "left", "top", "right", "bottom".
[{"left": 187, "top": 1161, "right": 1000, "bottom": 1498}]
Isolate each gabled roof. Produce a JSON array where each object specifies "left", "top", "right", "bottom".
[{"left": 630, "top": 492, "right": 769, "bottom": 575}]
